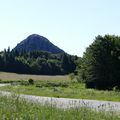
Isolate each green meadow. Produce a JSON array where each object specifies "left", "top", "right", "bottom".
[{"left": 0, "top": 72, "right": 120, "bottom": 102}]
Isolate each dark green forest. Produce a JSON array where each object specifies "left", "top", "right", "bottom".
[{"left": 0, "top": 49, "right": 78, "bottom": 75}]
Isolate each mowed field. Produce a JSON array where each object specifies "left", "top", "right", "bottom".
[{"left": 0, "top": 72, "right": 69, "bottom": 82}]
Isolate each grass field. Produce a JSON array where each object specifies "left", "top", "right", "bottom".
[
  {"left": 0, "top": 95, "right": 119, "bottom": 120},
  {"left": 1, "top": 72, "right": 120, "bottom": 102},
  {"left": 0, "top": 72, "right": 120, "bottom": 119}
]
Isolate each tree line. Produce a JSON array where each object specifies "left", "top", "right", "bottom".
[{"left": 0, "top": 49, "right": 78, "bottom": 75}]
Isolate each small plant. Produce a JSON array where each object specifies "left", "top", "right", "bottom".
[
  {"left": 76, "top": 76, "right": 81, "bottom": 83},
  {"left": 28, "top": 79, "right": 34, "bottom": 85},
  {"left": 69, "top": 73, "right": 79, "bottom": 83},
  {"left": 69, "top": 73, "right": 75, "bottom": 81},
  {"left": 20, "top": 80, "right": 29, "bottom": 86},
  {"left": 113, "top": 86, "right": 119, "bottom": 92}
]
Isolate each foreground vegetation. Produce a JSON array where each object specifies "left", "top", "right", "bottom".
[{"left": 0, "top": 95, "right": 119, "bottom": 119}]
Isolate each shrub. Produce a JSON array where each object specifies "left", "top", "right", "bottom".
[
  {"left": 20, "top": 80, "right": 29, "bottom": 86},
  {"left": 69, "top": 73, "right": 75, "bottom": 80},
  {"left": 28, "top": 79, "right": 34, "bottom": 85}
]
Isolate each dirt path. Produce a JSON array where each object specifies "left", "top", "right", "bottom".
[{"left": 0, "top": 84, "right": 120, "bottom": 112}]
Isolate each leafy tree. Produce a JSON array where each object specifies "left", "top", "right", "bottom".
[
  {"left": 79, "top": 35, "right": 120, "bottom": 90},
  {"left": 61, "top": 53, "right": 76, "bottom": 74}
]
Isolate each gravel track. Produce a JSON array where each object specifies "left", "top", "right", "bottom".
[{"left": 0, "top": 84, "right": 120, "bottom": 113}]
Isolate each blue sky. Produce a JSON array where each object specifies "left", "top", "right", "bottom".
[{"left": 0, "top": 0, "right": 120, "bottom": 56}]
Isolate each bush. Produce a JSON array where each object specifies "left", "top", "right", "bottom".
[
  {"left": 35, "top": 82, "right": 68, "bottom": 88},
  {"left": 28, "top": 79, "right": 34, "bottom": 85},
  {"left": 20, "top": 80, "right": 29, "bottom": 86},
  {"left": 69, "top": 73, "right": 75, "bottom": 80}
]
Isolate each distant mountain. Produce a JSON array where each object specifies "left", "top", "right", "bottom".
[{"left": 14, "top": 34, "right": 64, "bottom": 54}]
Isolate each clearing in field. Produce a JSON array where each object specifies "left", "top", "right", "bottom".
[{"left": 0, "top": 72, "right": 69, "bottom": 81}]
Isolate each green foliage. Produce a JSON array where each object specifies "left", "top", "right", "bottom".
[
  {"left": 20, "top": 80, "right": 29, "bottom": 86},
  {"left": 78, "top": 35, "right": 120, "bottom": 90},
  {"left": 36, "top": 82, "right": 69, "bottom": 88},
  {"left": 28, "top": 79, "right": 34, "bottom": 85},
  {"left": 0, "top": 49, "right": 78, "bottom": 75},
  {"left": 69, "top": 73, "right": 75, "bottom": 80},
  {"left": 61, "top": 53, "right": 77, "bottom": 74}
]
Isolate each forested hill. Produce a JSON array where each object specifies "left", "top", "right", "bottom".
[
  {"left": 0, "top": 49, "right": 78, "bottom": 75},
  {"left": 14, "top": 34, "right": 64, "bottom": 54}
]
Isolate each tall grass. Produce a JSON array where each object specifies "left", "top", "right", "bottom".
[{"left": 0, "top": 94, "right": 119, "bottom": 120}]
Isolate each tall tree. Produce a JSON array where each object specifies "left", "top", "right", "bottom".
[{"left": 79, "top": 35, "right": 120, "bottom": 90}]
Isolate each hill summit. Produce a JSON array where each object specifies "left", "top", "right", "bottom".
[{"left": 14, "top": 34, "right": 64, "bottom": 54}]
